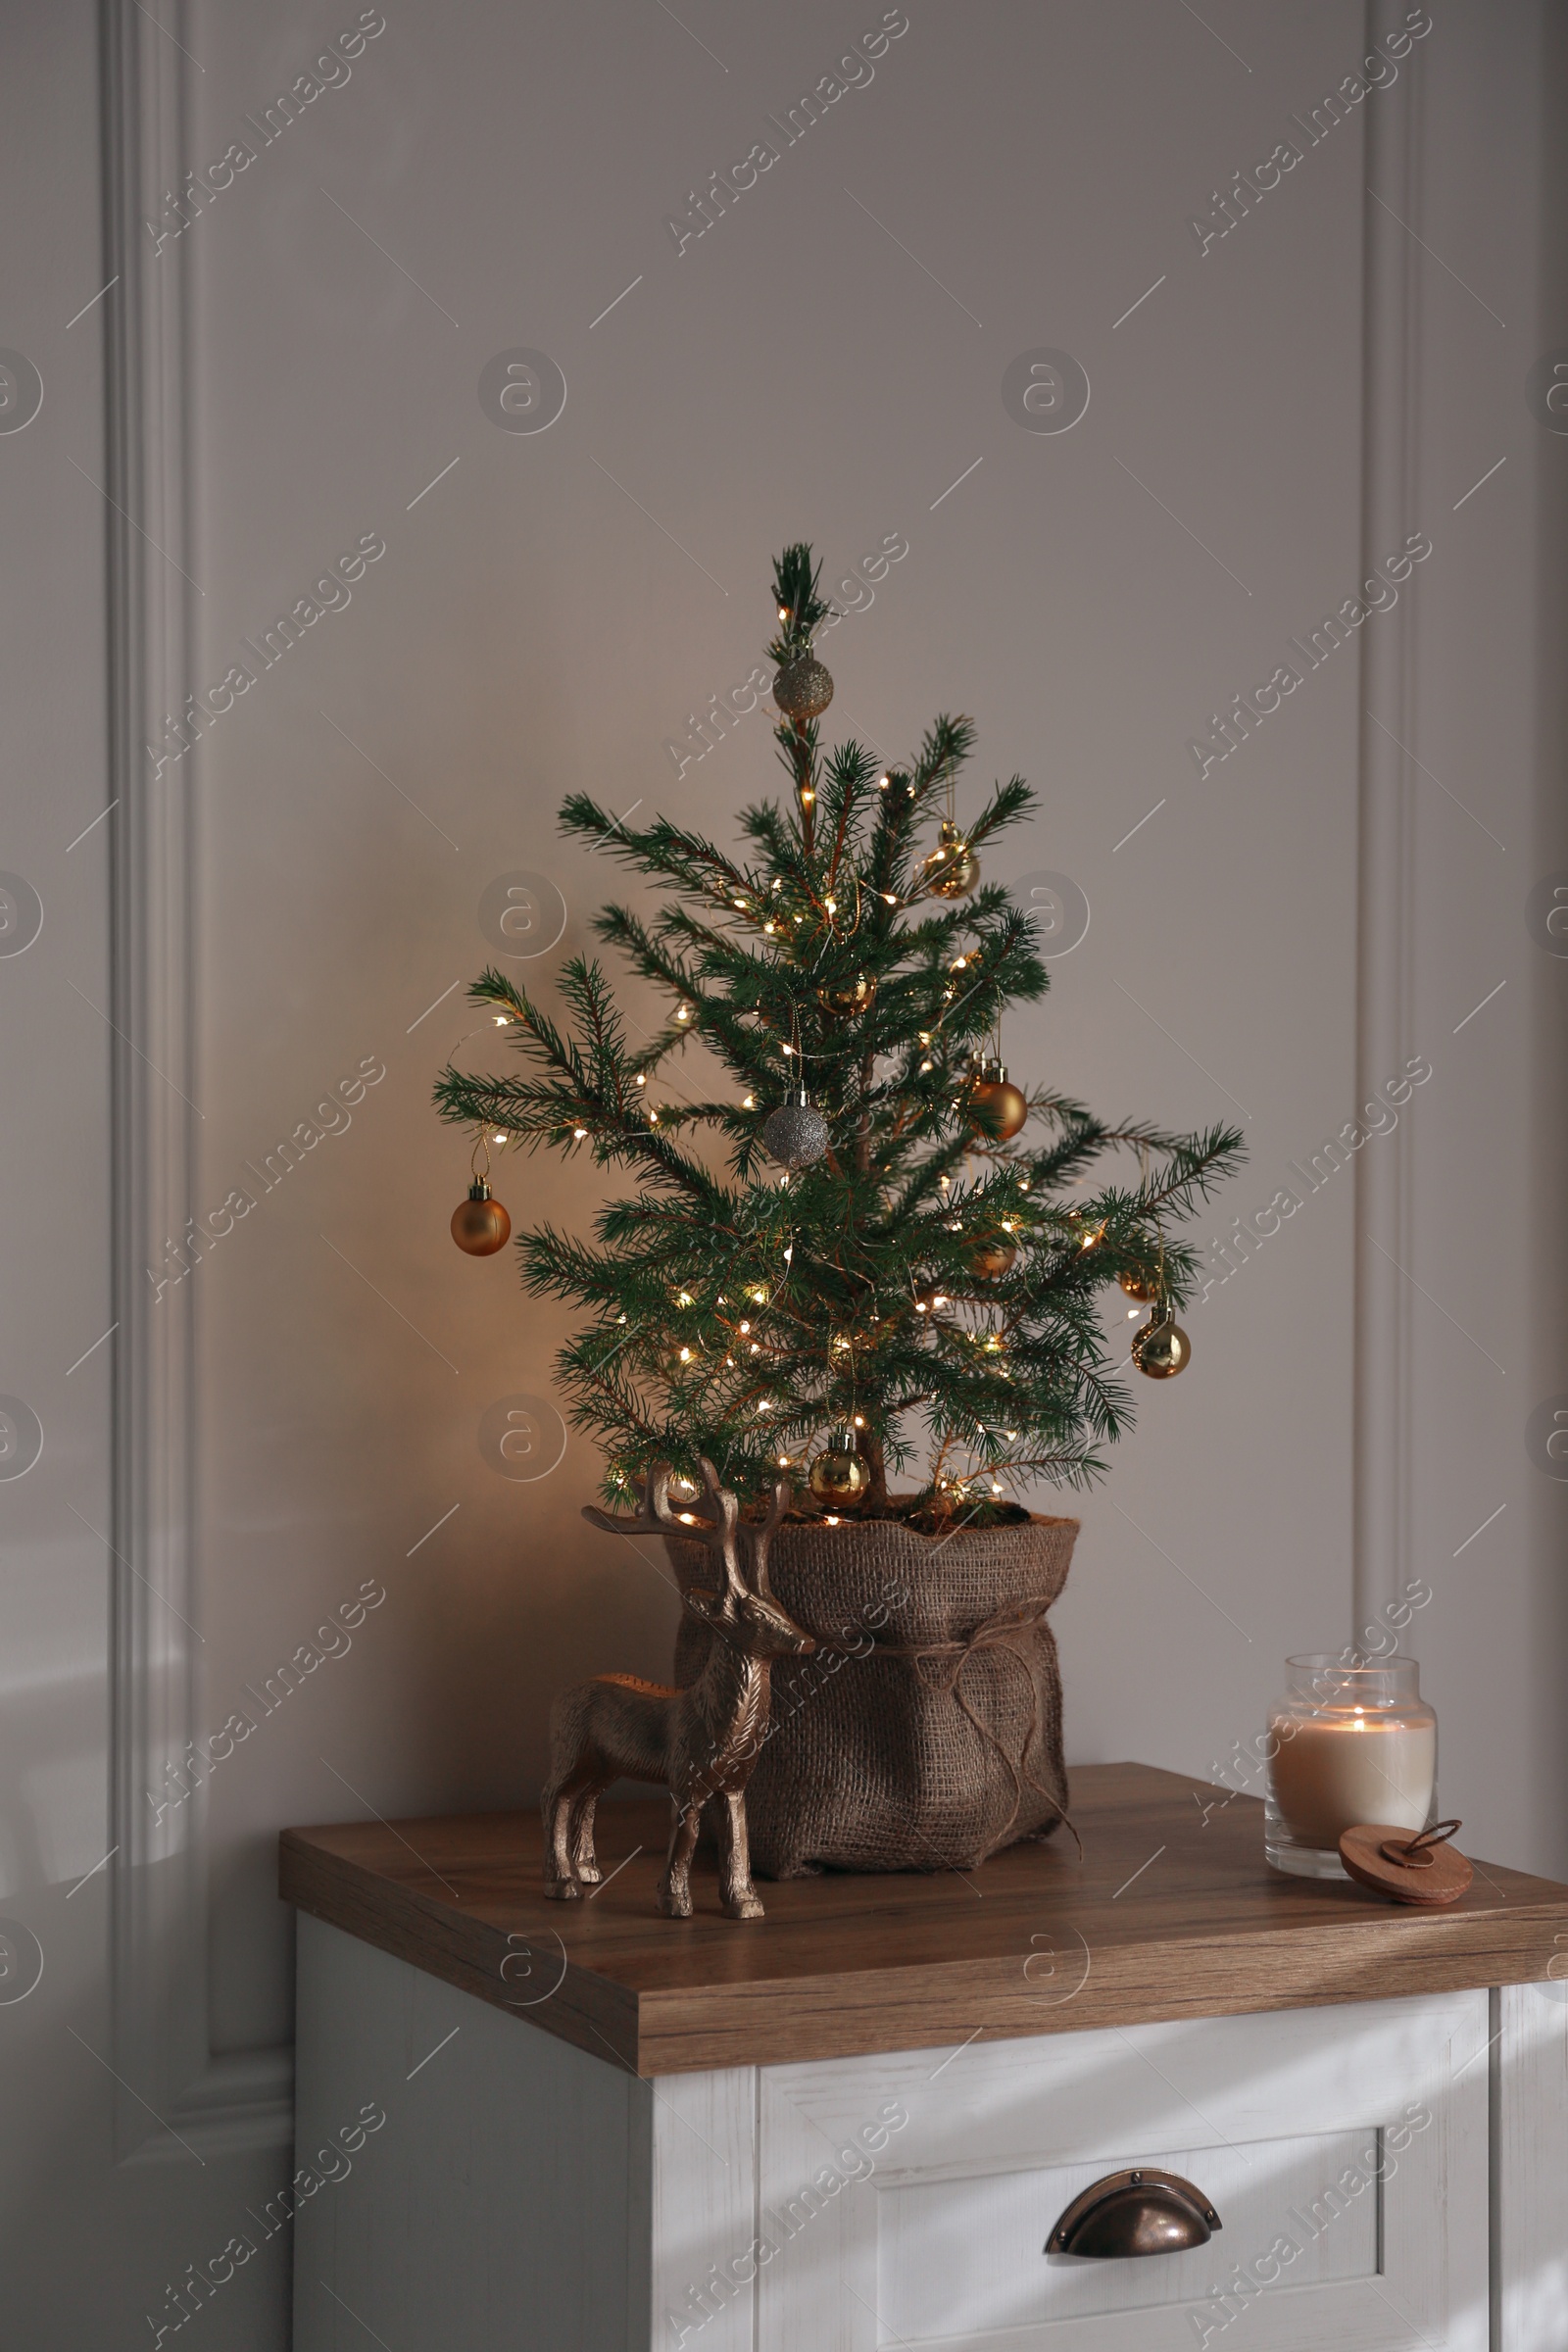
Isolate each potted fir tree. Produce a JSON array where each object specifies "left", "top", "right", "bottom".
[{"left": 435, "top": 546, "right": 1241, "bottom": 1876}]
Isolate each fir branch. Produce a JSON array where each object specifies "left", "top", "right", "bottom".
[{"left": 768, "top": 542, "right": 833, "bottom": 661}]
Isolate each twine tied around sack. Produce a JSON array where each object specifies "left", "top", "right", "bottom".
[
  {"left": 819, "top": 1592, "right": 1081, "bottom": 1857},
  {"left": 669, "top": 1512, "right": 1078, "bottom": 1877}
]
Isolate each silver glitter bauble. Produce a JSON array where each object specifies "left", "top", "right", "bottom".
[
  {"left": 761, "top": 1087, "right": 829, "bottom": 1168},
  {"left": 772, "top": 656, "right": 834, "bottom": 723}
]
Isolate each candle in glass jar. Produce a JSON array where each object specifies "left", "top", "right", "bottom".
[
  {"left": 1267, "top": 1708, "right": 1436, "bottom": 1848},
  {"left": 1263, "top": 1654, "right": 1439, "bottom": 1879}
]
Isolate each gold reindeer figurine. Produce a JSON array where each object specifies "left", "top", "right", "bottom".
[{"left": 542, "top": 1461, "right": 814, "bottom": 1920}]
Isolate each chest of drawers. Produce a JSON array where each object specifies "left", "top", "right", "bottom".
[{"left": 280, "top": 1762, "right": 1568, "bottom": 2350}]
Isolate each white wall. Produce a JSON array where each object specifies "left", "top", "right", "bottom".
[
  {"left": 1398, "top": 0, "right": 1568, "bottom": 1885},
  {"left": 0, "top": 1, "right": 1562, "bottom": 2341}
]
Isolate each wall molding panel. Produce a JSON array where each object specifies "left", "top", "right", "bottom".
[
  {"left": 102, "top": 0, "right": 291, "bottom": 2162},
  {"left": 1351, "top": 0, "right": 1425, "bottom": 1647}
]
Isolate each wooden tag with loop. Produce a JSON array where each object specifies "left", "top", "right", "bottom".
[{"left": 1338, "top": 1818, "right": 1473, "bottom": 1906}]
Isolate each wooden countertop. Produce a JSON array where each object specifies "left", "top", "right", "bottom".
[{"left": 278, "top": 1762, "right": 1568, "bottom": 2078}]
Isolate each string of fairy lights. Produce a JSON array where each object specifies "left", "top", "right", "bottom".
[{"left": 440, "top": 550, "right": 1206, "bottom": 1518}]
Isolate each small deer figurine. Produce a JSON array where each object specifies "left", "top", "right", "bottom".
[{"left": 542, "top": 1460, "right": 814, "bottom": 1920}]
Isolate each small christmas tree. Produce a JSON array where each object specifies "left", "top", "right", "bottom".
[{"left": 434, "top": 545, "right": 1242, "bottom": 1525}]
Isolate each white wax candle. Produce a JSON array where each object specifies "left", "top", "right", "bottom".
[{"left": 1268, "top": 1711, "right": 1436, "bottom": 1848}]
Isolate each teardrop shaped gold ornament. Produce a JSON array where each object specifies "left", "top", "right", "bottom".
[{"left": 921, "top": 818, "right": 979, "bottom": 899}]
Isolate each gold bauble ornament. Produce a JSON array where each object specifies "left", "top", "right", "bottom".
[
  {"left": 815, "top": 971, "right": 877, "bottom": 1018},
  {"left": 966, "top": 1233, "right": 1017, "bottom": 1279},
  {"left": 451, "top": 1179, "right": 511, "bottom": 1256},
  {"left": 921, "top": 818, "right": 979, "bottom": 899},
  {"left": 1131, "top": 1308, "right": 1191, "bottom": 1379},
  {"left": 808, "top": 1432, "right": 870, "bottom": 1507},
  {"left": 964, "top": 1059, "right": 1029, "bottom": 1143},
  {"left": 1118, "top": 1269, "right": 1159, "bottom": 1302},
  {"left": 772, "top": 656, "right": 834, "bottom": 722}
]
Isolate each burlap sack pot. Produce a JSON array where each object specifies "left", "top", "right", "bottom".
[{"left": 667, "top": 1513, "right": 1077, "bottom": 1877}]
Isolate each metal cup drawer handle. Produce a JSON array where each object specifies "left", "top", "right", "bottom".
[{"left": 1046, "top": 2168, "right": 1222, "bottom": 2258}]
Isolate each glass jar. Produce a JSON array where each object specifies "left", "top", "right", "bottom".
[{"left": 1264, "top": 1654, "right": 1437, "bottom": 1880}]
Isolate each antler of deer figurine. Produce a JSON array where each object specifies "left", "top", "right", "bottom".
[{"left": 542, "top": 1460, "right": 814, "bottom": 1920}]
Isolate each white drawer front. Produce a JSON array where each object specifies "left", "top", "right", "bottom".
[
  {"left": 881, "top": 2126, "right": 1380, "bottom": 2333},
  {"left": 757, "top": 1992, "right": 1489, "bottom": 2352}
]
